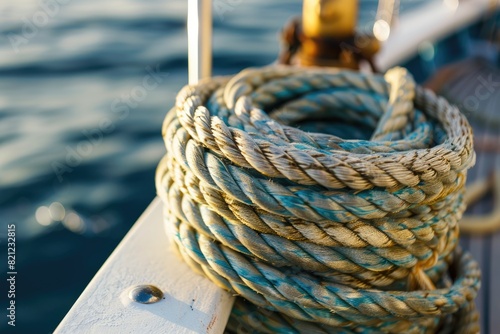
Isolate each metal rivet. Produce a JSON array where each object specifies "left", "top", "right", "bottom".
[{"left": 129, "top": 285, "right": 164, "bottom": 304}]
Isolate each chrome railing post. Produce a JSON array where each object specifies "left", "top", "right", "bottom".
[{"left": 188, "top": 0, "right": 212, "bottom": 84}]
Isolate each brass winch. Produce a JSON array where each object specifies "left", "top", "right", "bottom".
[{"left": 279, "top": 0, "right": 380, "bottom": 69}]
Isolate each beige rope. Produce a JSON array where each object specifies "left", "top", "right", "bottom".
[{"left": 156, "top": 66, "right": 480, "bottom": 333}]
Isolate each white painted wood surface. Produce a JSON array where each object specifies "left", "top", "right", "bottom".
[
  {"left": 376, "top": 0, "right": 498, "bottom": 71},
  {"left": 55, "top": 197, "right": 234, "bottom": 334}
]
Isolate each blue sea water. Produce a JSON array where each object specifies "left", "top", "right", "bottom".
[{"left": 0, "top": 0, "right": 428, "bottom": 332}]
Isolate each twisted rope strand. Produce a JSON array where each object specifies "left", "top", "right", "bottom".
[{"left": 156, "top": 66, "right": 480, "bottom": 333}]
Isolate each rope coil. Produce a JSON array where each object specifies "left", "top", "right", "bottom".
[{"left": 156, "top": 66, "right": 480, "bottom": 333}]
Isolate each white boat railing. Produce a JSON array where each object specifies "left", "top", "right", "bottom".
[
  {"left": 55, "top": 198, "right": 234, "bottom": 334},
  {"left": 55, "top": 0, "right": 497, "bottom": 333},
  {"left": 375, "top": 0, "right": 498, "bottom": 70}
]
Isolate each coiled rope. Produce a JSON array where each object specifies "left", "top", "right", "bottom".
[{"left": 156, "top": 66, "right": 481, "bottom": 333}]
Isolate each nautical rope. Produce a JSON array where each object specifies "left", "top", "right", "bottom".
[{"left": 156, "top": 66, "right": 480, "bottom": 333}]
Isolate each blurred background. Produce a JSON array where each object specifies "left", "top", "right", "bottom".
[{"left": 0, "top": 0, "right": 429, "bottom": 332}]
